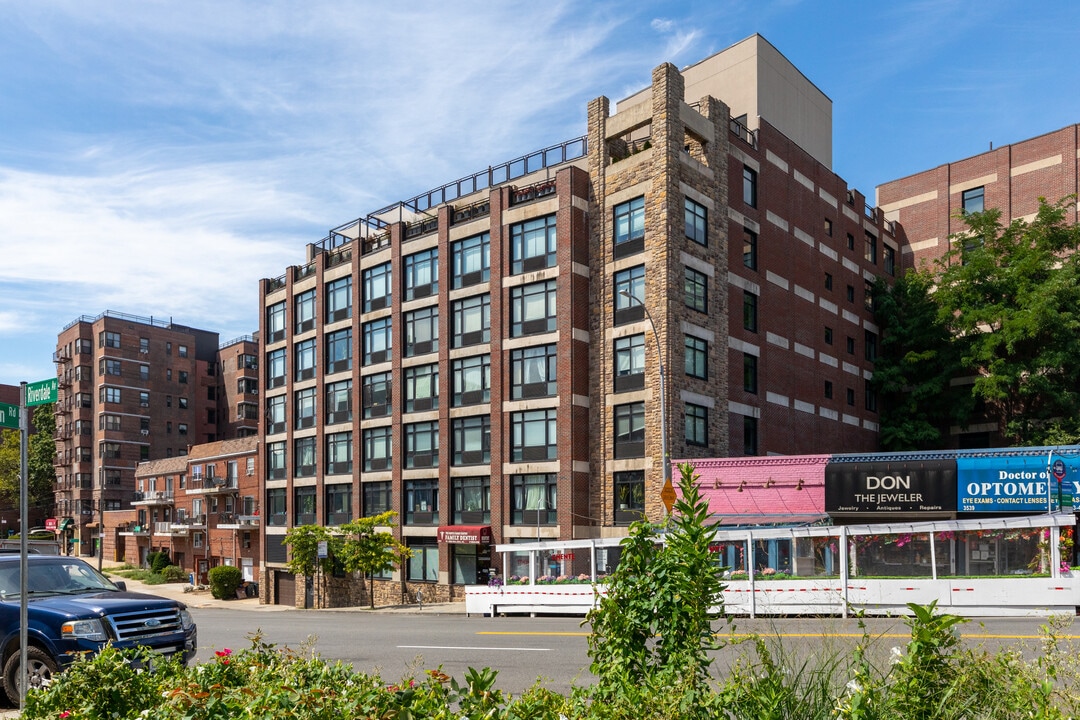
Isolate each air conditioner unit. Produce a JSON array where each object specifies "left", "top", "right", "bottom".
[{"left": 140, "top": 429, "right": 149, "bottom": 436}]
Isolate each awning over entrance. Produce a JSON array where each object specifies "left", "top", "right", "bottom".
[
  {"left": 58, "top": 518, "right": 74, "bottom": 532},
  {"left": 437, "top": 525, "right": 492, "bottom": 544}
]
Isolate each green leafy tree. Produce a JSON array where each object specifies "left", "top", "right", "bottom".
[
  {"left": 871, "top": 271, "right": 970, "bottom": 450},
  {"left": 934, "top": 196, "right": 1080, "bottom": 445},
  {"left": 27, "top": 404, "right": 57, "bottom": 514},
  {"left": 335, "top": 511, "right": 410, "bottom": 609},
  {"left": 282, "top": 524, "right": 339, "bottom": 578},
  {"left": 0, "top": 429, "right": 18, "bottom": 509}
]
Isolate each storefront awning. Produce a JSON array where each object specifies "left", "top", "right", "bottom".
[
  {"left": 58, "top": 518, "right": 74, "bottom": 532},
  {"left": 437, "top": 525, "right": 492, "bottom": 544}
]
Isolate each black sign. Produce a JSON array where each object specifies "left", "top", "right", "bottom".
[{"left": 825, "top": 459, "right": 956, "bottom": 514}]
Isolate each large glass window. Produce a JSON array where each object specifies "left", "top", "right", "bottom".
[
  {"left": 742, "top": 165, "right": 757, "bottom": 207},
  {"left": 452, "top": 477, "right": 490, "bottom": 524},
  {"left": 614, "top": 471, "right": 645, "bottom": 524},
  {"left": 865, "top": 231, "right": 878, "bottom": 265},
  {"left": 404, "top": 364, "right": 439, "bottom": 413},
  {"left": 452, "top": 415, "right": 490, "bottom": 466},
  {"left": 613, "top": 334, "right": 645, "bottom": 392},
  {"left": 509, "top": 280, "right": 557, "bottom": 336},
  {"left": 743, "top": 227, "right": 757, "bottom": 270},
  {"left": 362, "top": 371, "right": 391, "bottom": 418},
  {"left": 362, "top": 317, "right": 392, "bottom": 365},
  {"left": 294, "top": 436, "right": 316, "bottom": 477},
  {"left": 613, "top": 196, "right": 645, "bottom": 257},
  {"left": 326, "top": 328, "right": 352, "bottom": 373},
  {"left": 405, "top": 479, "right": 439, "bottom": 525},
  {"left": 452, "top": 294, "right": 490, "bottom": 347},
  {"left": 362, "top": 262, "right": 391, "bottom": 312},
  {"left": 509, "top": 345, "right": 556, "bottom": 399},
  {"left": 510, "top": 214, "right": 557, "bottom": 274},
  {"left": 325, "top": 484, "right": 352, "bottom": 526},
  {"left": 451, "top": 232, "right": 490, "bottom": 288},
  {"left": 684, "top": 197, "right": 707, "bottom": 245},
  {"left": 266, "top": 488, "right": 286, "bottom": 526},
  {"left": 267, "top": 347, "right": 286, "bottom": 389},
  {"left": 613, "top": 402, "right": 645, "bottom": 459},
  {"left": 363, "top": 481, "right": 391, "bottom": 517},
  {"left": 326, "top": 276, "right": 352, "bottom": 323},
  {"left": 510, "top": 409, "right": 557, "bottom": 462},
  {"left": 294, "top": 338, "right": 316, "bottom": 381},
  {"left": 685, "top": 335, "right": 708, "bottom": 379},
  {"left": 884, "top": 245, "right": 896, "bottom": 276},
  {"left": 451, "top": 355, "right": 489, "bottom": 406},
  {"left": 404, "top": 306, "right": 439, "bottom": 356},
  {"left": 326, "top": 431, "right": 353, "bottom": 475},
  {"left": 363, "top": 426, "right": 392, "bottom": 471},
  {"left": 294, "top": 486, "right": 316, "bottom": 525},
  {"left": 326, "top": 380, "right": 352, "bottom": 424},
  {"left": 295, "top": 289, "right": 316, "bottom": 334},
  {"left": 613, "top": 265, "right": 645, "bottom": 326},
  {"left": 743, "top": 353, "right": 758, "bottom": 394},
  {"left": 685, "top": 403, "right": 708, "bottom": 446},
  {"left": 511, "top": 474, "right": 557, "bottom": 525},
  {"left": 685, "top": 267, "right": 707, "bottom": 313},
  {"left": 962, "top": 186, "right": 984, "bottom": 214},
  {"left": 743, "top": 291, "right": 758, "bottom": 332},
  {"left": 407, "top": 540, "right": 438, "bottom": 582},
  {"left": 743, "top": 415, "right": 759, "bottom": 456},
  {"left": 266, "top": 394, "right": 286, "bottom": 434},
  {"left": 404, "top": 248, "right": 438, "bottom": 301},
  {"left": 295, "top": 387, "right": 316, "bottom": 429},
  {"left": 267, "top": 302, "right": 285, "bottom": 342},
  {"left": 267, "top": 441, "right": 285, "bottom": 480},
  {"left": 404, "top": 421, "right": 439, "bottom": 469}
]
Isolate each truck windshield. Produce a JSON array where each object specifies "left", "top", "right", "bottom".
[{"left": 0, "top": 560, "right": 119, "bottom": 598}]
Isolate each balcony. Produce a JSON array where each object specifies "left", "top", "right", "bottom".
[
  {"left": 170, "top": 514, "right": 207, "bottom": 531},
  {"left": 185, "top": 476, "right": 239, "bottom": 495},
  {"left": 216, "top": 512, "right": 260, "bottom": 530},
  {"left": 132, "top": 490, "right": 175, "bottom": 506}
]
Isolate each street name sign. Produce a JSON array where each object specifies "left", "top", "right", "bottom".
[
  {"left": 0, "top": 402, "right": 17, "bottom": 430},
  {"left": 26, "top": 378, "right": 57, "bottom": 406}
]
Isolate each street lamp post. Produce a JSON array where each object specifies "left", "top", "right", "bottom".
[{"left": 619, "top": 290, "right": 671, "bottom": 496}]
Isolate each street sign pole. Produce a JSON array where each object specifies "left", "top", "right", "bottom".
[{"left": 18, "top": 383, "right": 28, "bottom": 709}]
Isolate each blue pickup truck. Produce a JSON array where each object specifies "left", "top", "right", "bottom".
[{"left": 0, "top": 554, "right": 197, "bottom": 703}]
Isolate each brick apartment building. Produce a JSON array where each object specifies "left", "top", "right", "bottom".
[
  {"left": 877, "top": 123, "right": 1080, "bottom": 270},
  {"left": 52, "top": 311, "right": 258, "bottom": 557},
  {"left": 258, "top": 35, "right": 896, "bottom": 605}
]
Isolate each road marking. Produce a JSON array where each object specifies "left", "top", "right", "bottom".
[
  {"left": 399, "top": 645, "right": 551, "bottom": 652},
  {"left": 475, "top": 630, "right": 1080, "bottom": 641},
  {"left": 477, "top": 631, "right": 590, "bottom": 637}
]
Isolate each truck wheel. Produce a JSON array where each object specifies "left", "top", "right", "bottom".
[{"left": 3, "top": 646, "right": 58, "bottom": 705}]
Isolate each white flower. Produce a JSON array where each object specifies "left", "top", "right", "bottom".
[
  {"left": 890, "top": 646, "right": 903, "bottom": 665},
  {"left": 846, "top": 679, "right": 861, "bottom": 695}
]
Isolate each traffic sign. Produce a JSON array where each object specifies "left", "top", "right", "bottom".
[
  {"left": 26, "top": 378, "right": 57, "bottom": 406},
  {"left": 0, "top": 402, "right": 17, "bottom": 430},
  {"left": 660, "top": 478, "right": 677, "bottom": 514}
]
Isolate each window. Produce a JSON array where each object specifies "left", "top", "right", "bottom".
[
  {"left": 238, "top": 402, "right": 257, "bottom": 420},
  {"left": 403, "top": 248, "right": 438, "bottom": 300},
  {"left": 614, "top": 471, "right": 645, "bottom": 523},
  {"left": 295, "top": 289, "right": 316, "bottom": 334},
  {"left": 846, "top": 285, "right": 855, "bottom": 303},
  {"left": 510, "top": 280, "right": 557, "bottom": 336},
  {"left": 103, "top": 387, "right": 121, "bottom": 404},
  {"left": 326, "top": 431, "right": 353, "bottom": 475},
  {"left": 139, "top": 391, "right": 149, "bottom": 407},
  {"left": 295, "top": 386, "right": 316, "bottom": 429},
  {"left": 405, "top": 479, "right": 439, "bottom": 525},
  {"left": 451, "top": 355, "right": 488, "bottom": 406},
  {"left": 884, "top": 245, "right": 895, "bottom": 276},
  {"left": 101, "top": 331, "right": 121, "bottom": 349},
  {"left": 510, "top": 214, "right": 557, "bottom": 273},
  {"left": 326, "top": 379, "right": 352, "bottom": 424},
  {"left": 294, "top": 486, "right": 316, "bottom": 525},
  {"left": 404, "top": 364, "right": 439, "bottom": 413},
  {"left": 452, "top": 415, "right": 490, "bottom": 466},
  {"left": 865, "top": 380, "right": 878, "bottom": 412},
  {"left": 237, "top": 377, "right": 257, "bottom": 395},
  {"left": 451, "top": 294, "right": 490, "bottom": 347},
  {"left": 101, "top": 414, "right": 121, "bottom": 431},
  {"left": 266, "top": 394, "right": 285, "bottom": 434},
  {"left": 166, "top": 369, "right": 172, "bottom": 381},
  {"left": 266, "top": 300, "right": 285, "bottom": 343},
  {"left": 139, "top": 337, "right": 149, "bottom": 353},
  {"left": 452, "top": 232, "right": 490, "bottom": 288},
  {"left": 864, "top": 280, "right": 875, "bottom": 311},
  {"left": 743, "top": 291, "right": 758, "bottom": 332},
  {"left": 613, "top": 196, "right": 645, "bottom": 257},
  {"left": 824, "top": 218, "right": 833, "bottom": 236},
  {"left": 326, "top": 484, "right": 352, "bottom": 526},
  {"left": 825, "top": 273, "right": 833, "bottom": 291},
  {"left": 246, "top": 458, "right": 255, "bottom": 476},
  {"left": 865, "top": 330, "right": 878, "bottom": 362},
  {"left": 510, "top": 409, "right": 557, "bottom": 462},
  {"left": 139, "top": 365, "right": 150, "bottom": 381},
  {"left": 613, "top": 265, "right": 645, "bottom": 325},
  {"left": 847, "top": 388, "right": 856, "bottom": 406},
  {"left": 511, "top": 474, "right": 556, "bottom": 525},
  {"left": 294, "top": 338, "right": 316, "bottom": 381},
  {"left": 742, "top": 165, "right": 757, "bottom": 207},
  {"left": 326, "top": 276, "right": 352, "bottom": 322},
  {"left": 362, "top": 371, "right": 391, "bottom": 418},
  {"left": 452, "top": 477, "right": 490, "bottom": 524},
  {"left": 824, "top": 380, "right": 833, "bottom": 399},
  {"left": 404, "top": 306, "right": 439, "bottom": 356},
  {"left": 102, "top": 359, "right": 121, "bottom": 376},
  {"left": 363, "top": 426, "right": 392, "bottom": 471},
  {"left": 684, "top": 197, "right": 707, "bottom": 245},
  {"left": 267, "top": 441, "right": 286, "bottom": 480},
  {"left": 847, "top": 233, "right": 855, "bottom": 251},
  {"left": 294, "top": 436, "right": 316, "bottom": 477},
  {"left": 743, "top": 416, "right": 758, "bottom": 455},
  {"left": 264, "top": 489, "right": 286, "bottom": 527},
  {"left": 326, "top": 328, "right": 352, "bottom": 373},
  {"left": 362, "top": 262, "right": 391, "bottom": 312},
  {"left": 847, "top": 336, "right": 856, "bottom": 355},
  {"left": 684, "top": 267, "right": 707, "bottom": 313},
  {"left": 685, "top": 403, "right": 708, "bottom": 446},
  {"left": 267, "top": 348, "right": 286, "bottom": 388},
  {"left": 363, "top": 481, "right": 391, "bottom": 517},
  {"left": 613, "top": 334, "right": 645, "bottom": 392},
  {"left": 864, "top": 231, "right": 877, "bottom": 264},
  {"left": 685, "top": 335, "right": 708, "bottom": 379},
  {"left": 510, "top": 345, "right": 556, "bottom": 399},
  {"left": 743, "top": 353, "right": 758, "bottom": 393},
  {"left": 743, "top": 227, "right": 757, "bottom": 270},
  {"left": 613, "top": 402, "right": 645, "bottom": 459},
  {"left": 177, "top": 423, "right": 188, "bottom": 436},
  {"left": 362, "top": 317, "right": 392, "bottom": 364},
  {"left": 824, "top": 327, "right": 833, "bottom": 345},
  {"left": 962, "top": 186, "right": 984, "bottom": 214},
  {"left": 404, "top": 422, "right": 439, "bottom": 468},
  {"left": 178, "top": 345, "right": 188, "bottom": 358},
  {"left": 407, "top": 539, "right": 438, "bottom": 582}
]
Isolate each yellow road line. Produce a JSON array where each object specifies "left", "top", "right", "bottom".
[{"left": 477, "top": 631, "right": 1080, "bottom": 640}]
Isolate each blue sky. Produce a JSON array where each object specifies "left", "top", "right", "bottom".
[{"left": 2, "top": 0, "right": 1079, "bottom": 385}]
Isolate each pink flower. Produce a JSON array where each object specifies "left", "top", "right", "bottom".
[
  {"left": 60, "top": 713, "right": 71, "bottom": 719},
  {"left": 214, "top": 648, "right": 232, "bottom": 657}
]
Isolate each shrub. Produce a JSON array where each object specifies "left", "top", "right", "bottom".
[
  {"left": 148, "top": 550, "right": 172, "bottom": 574},
  {"left": 160, "top": 565, "right": 188, "bottom": 583},
  {"left": 207, "top": 564, "right": 243, "bottom": 600}
]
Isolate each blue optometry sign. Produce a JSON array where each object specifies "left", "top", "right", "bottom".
[{"left": 957, "top": 455, "right": 1079, "bottom": 512}]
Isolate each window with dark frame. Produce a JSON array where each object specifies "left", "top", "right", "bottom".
[
  {"left": 684, "top": 266, "right": 707, "bottom": 313},
  {"left": 294, "top": 486, "right": 316, "bottom": 525},
  {"left": 325, "top": 484, "right": 352, "bottom": 526},
  {"left": 404, "top": 305, "right": 439, "bottom": 357},
  {"left": 511, "top": 474, "right": 557, "bottom": 525},
  {"left": 362, "top": 262, "right": 392, "bottom": 312},
  {"left": 266, "top": 395, "right": 285, "bottom": 434},
  {"left": 743, "top": 227, "right": 757, "bottom": 270},
  {"left": 326, "top": 379, "right": 352, "bottom": 424},
  {"left": 326, "top": 431, "right": 353, "bottom": 475},
  {"left": 743, "top": 291, "right": 758, "bottom": 332},
  {"left": 404, "top": 421, "right": 439, "bottom": 469},
  {"left": 510, "top": 214, "right": 557, "bottom": 274},
  {"left": 613, "top": 196, "right": 645, "bottom": 257},
  {"left": 266, "top": 488, "right": 286, "bottom": 526},
  {"left": 510, "top": 409, "right": 557, "bottom": 462},
  {"left": 362, "top": 371, "right": 391, "bottom": 418},
  {"left": 743, "top": 353, "right": 758, "bottom": 393},
  {"left": 864, "top": 231, "right": 878, "bottom": 265},
  {"left": 403, "top": 248, "right": 438, "bottom": 301},
  {"left": 452, "top": 477, "right": 490, "bottom": 524},
  {"left": 961, "top": 186, "right": 984, "bottom": 215},
  {"left": 613, "top": 265, "right": 645, "bottom": 325},
  {"left": 362, "top": 426, "right": 392, "bottom": 471},
  {"left": 362, "top": 317, "right": 392, "bottom": 365},
  {"left": 294, "top": 338, "right": 316, "bottom": 381},
  {"left": 509, "top": 280, "right": 557, "bottom": 337},
  {"left": 326, "top": 276, "right": 352, "bottom": 323},
  {"left": 684, "top": 197, "right": 707, "bottom": 245},
  {"left": 405, "top": 479, "right": 438, "bottom": 525},
  {"left": 824, "top": 380, "right": 833, "bottom": 399},
  {"left": 742, "top": 165, "right": 757, "bottom": 207},
  {"left": 684, "top": 335, "right": 707, "bottom": 379},
  {"left": 294, "top": 436, "right": 316, "bottom": 477},
  {"left": 685, "top": 403, "right": 708, "bottom": 446},
  {"left": 509, "top": 345, "right": 556, "bottom": 399},
  {"left": 452, "top": 415, "right": 490, "bottom": 466},
  {"left": 451, "top": 355, "right": 488, "bottom": 406},
  {"left": 404, "top": 364, "right": 439, "bottom": 413},
  {"left": 451, "top": 294, "right": 490, "bottom": 347},
  {"left": 266, "top": 347, "right": 285, "bottom": 388},
  {"left": 613, "top": 470, "right": 645, "bottom": 524},
  {"left": 267, "top": 302, "right": 285, "bottom": 343},
  {"left": 743, "top": 415, "right": 758, "bottom": 455},
  {"left": 362, "top": 481, "right": 391, "bottom": 517},
  {"left": 451, "top": 232, "right": 490, "bottom": 288},
  {"left": 325, "top": 328, "right": 352, "bottom": 373},
  {"left": 613, "top": 334, "right": 645, "bottom": 392},
  {"left": 295, "top": 289, "right": 316, "bottom": 334},
  {"left": 294, "top": 386, "right": 316, "bottom": 429},
  {"left": 613, "top": 402, "right": 645, "bottom": 458},
  {"left": 884, "top": 245, "right": 895, "bottom": 276}
]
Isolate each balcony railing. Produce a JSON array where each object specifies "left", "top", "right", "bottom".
[
  {"left": 186, "top": 476, "right": 239, "bottom": 494},
  {"left": 132, "top": 490, "right": 174, "bottom": 505}
]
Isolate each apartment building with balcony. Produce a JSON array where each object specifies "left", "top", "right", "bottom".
[
  {"left": 258, "top": 35, "right": 893, "bottom": 606},
  {"left": 52, "top": 311, "right": 258, "bottom": 556}
]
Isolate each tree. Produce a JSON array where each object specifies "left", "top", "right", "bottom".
[
  {"left": 335, "top": 511, "right": 410, "bottom": 609},
  {"left": 0, "top": 429, "right": 18, "bottom": 510},
  {"left": 27, "top": 404, "right": 57, "bottom": 514},
  {"left": 933, "top": 196, "right": 1080, "bottom": 445},
  {"left": 281, "top": 524, "right": 338, "bottom": 579}
]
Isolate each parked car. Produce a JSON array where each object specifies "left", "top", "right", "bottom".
[{"left": 0, "top": 554, "right": 197, "bottom": 703}]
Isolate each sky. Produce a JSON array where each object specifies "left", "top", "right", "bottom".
[{"left": 2, "top": 0, "right": 1079, "bottom": 385}]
